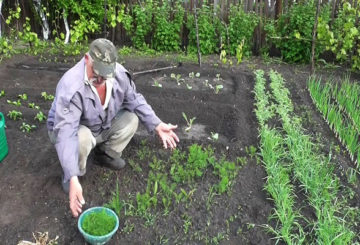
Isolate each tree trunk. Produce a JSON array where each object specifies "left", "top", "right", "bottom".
[
  {"left": 104, "top": 0, "right": 108, "bottom": 38},
  {"left": 0, "top": 0, "right": 3, "bottom": 38},
  {"left": 214, "top": 0, "right": 219, "bottom": 14},
  {"left": 194, "top": 1, "right": 201, "bottom": 66},
  {"left": 63, "top": 9, "right": 70, "bottom": 44},
  {"left": 264, "top": 0, "right": 269, "bottom": 17},
  {"left": 275, "top": 0, "right": 282, "bottom": 19},
  {"left": 247, "top": 0, "right": 253, "bottom": 12},
  {"left": 259, "top": 0, "right": 263, "bottom": 50},
  {"left": 32, "top": 0, "right": 50, "bottom": 40},
  {"left": 311, "top": 0, "right": 321, "bottom": 74}
]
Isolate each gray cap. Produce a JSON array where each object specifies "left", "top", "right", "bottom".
[{"left": 89, "top": 38, "right": 118, "bottom": 79}]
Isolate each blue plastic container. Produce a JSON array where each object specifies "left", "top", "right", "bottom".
[
  {"left": 78, "top": 206, "right": 119, "bottom": 245},
  {"left": 0, "top": 112, "right": 8, "bottom": 162}
]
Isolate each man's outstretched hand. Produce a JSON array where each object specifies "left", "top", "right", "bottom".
[
  {"left": 155, "top": 122, "right": 180, "bottom": 150},
  {"left": 69, "top": 176, "right": 85, "bottom": 218}
]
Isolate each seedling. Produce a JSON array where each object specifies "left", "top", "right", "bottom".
[
  {"left": 216, "top": 73, "right": 221, "bottom": 81},
  {"left": 7, "top": 110, "right": 22, "bottom": 120},
  {"left": 20, "top": 122, "right": 36, "bottom": 132},
  {"left": 188, "top": 72, "right": 195, "bottom": 79},
  {"left": 215, "top": 85, "right": 223, "bottom": 94},
  {"left": 28, "top": 102, "right": 40, "bottom": 110},
  {"left": 7, "top": 99, "right": 21, "bottom": 106},
  {"left": 41, "top": 92, "right": 54, "bottom": 101},
  {"left": 245, "top": 145, "right": 257, "bottom": 159},
  {"left": 182, "top": 112, "right": 196, "bottom": 132},
  {"left": 18, "top": 93, "right": 28, "bottom": 100},
  {"left": 151, "top": 79, "right": 162, "bottom": 88},
  {"left": 208, "top": 132, "right": 219, "bottom": 141},
  {"left": 0, "top": 90, "right": 5, "bottom": 97},
  {"left": 82, "top": 209, "right": 117, "bottom": 236},
  {"left": 195, "top": 72, "right": 200, "bottom": 78},
  {"left": 170, "top": 73, "right": 184, "bottom": 86},
  {"left": 186, "top": 84, "right": 192, "bottom": 90},
  {"left": 34, "top": 111, "right": 47, "bottom": 122}
]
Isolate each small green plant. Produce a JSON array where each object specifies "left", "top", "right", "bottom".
[
  {"left": 170, "top": 73, "right": 184, "bottom": 86},
  {"left": 186, "top": 84, "right": 193, "bottom": 90},
  {"left": 215, "top": 85, "right": 223, "bottom": 94},
  {"left": 82, "top": 209, "right": 117, "bottom": 236},
  {"left": 216, "top": 74, "right": 221, "bottom": 81},
  {"left": 34, "top": 111, "right": 47, "bottom": 122},
  {"left": 151, "top": 79, "right": 162, "bottom": 88},
  {"left": 7, "top": 110, "right": 22, "bottom": 120},
  {"left": 208, "top": 132, "right": 219, "bottom": 141},
  {"left": 41, "top": 92, "right": 54, "bottom": 101},
  {"left": 28, "top": 102, "right": 40, "bottom": 110},
  {"left": 346, "top": 168, "right": 358, "bottom": 186},
  {"left": 182, "top": 112, "right": 196, "bottom": 132},
  {"left": 236, "top": 40, "right": 244, "bottom": 64},
  {"left": 245, "top": 145, "right": 257, "bottom": 158},
  {"left": 20, "top": 122, "right": 36, "bottom": 132},
  {"left": 105, "top": 182, "right": 125, "bottom": 217},
  {"left": 189, "top": 72, "right": 195, "bottom": 79},
  {"left": 0, "top": 90, "right": 5, "bottom": 97},
  {"left": 182, "top": 214, "right": 192, "bottom": 234},
  {"left": 18, "top": 93, "right": 28, "bottom": 100},
  {"left": 7, "top": 99, "right": 21, "bottom": 106}
]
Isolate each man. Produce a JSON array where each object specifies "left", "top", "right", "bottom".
[{"left": 47, "top": 38, "right": 179, "bottom": 217}]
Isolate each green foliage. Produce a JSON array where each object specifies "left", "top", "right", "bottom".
[
  {"left": 212, "top": 158, "right": 238, "bottom": 194},
  {"left": 170, "top": 144, "right": 215, "bottom": 183},
  {"left": 20, "top": 122, "right": 36, "bottom": 132},
  {"left": 228, "top": 6, "right": 258, "bottom": 56},
  {"left": 105, "top": 182, "right": 125, "bottom": 217},
  {"left": 7, "top": 110, "right": 22, "bottom": 120},
  {"left": 0, "top": 90, "right": 5, "bottom": 97},
  {"left": 317, "top": 2, "right": 360, "bottom": 69},
  {"left": 186, "top": 5, "right": 218, "bottom": 55},
  {"left": 19, "top": 17, "right": 41, "bottom": 53},
  {"left": 18, "top": 93, "right": 27, "bottom": 101},
  {"left": 41, "top": 92, "right": 54, "bottom": 101},
  {"left": 34, "top": 111, "right": 47, "bottom": 122},
  {"left": 82, "top": 209, "right": 116, "bottom": 236},
  {"left": 0, "top": 38, "right": 14, "bottom": 59},
  {"left": 153, "top": 1, "right": 184, "bottom": 52},
  {"left": 265, "top": 3, "right": 329, "bottom": 63},
  {"left": 123, "top": 1, "right": 154, "bottom": 49}
]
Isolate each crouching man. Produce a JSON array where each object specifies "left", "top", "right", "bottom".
[{"left": 47, "top": 38, "right": 179, "bottom": 217}]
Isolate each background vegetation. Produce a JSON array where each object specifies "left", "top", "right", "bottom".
[{"left": 0, "top": 0, "right": 359, "bottom": 69}]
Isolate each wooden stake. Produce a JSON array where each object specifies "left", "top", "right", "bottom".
[
  {"left": 311, "top": 0, "right": 321, "bottom": 75},
  {"left": 194, "top": 1, "right": 202, "bottom": 66}
]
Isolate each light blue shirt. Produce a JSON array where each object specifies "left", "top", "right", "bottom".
[{"left": 47, "top": 58, "right": 161, "bottom": 182}]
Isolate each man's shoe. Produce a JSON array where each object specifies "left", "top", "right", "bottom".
[
  {"left": 62, "top": 175, "right": 70, "bottom": 194},
  {"left": 93, "top": 152, "right": 126, "bottom": 170}
]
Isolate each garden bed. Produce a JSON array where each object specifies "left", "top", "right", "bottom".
[{"left": 1, "top": 54, "right": 360, "bottom": 244}]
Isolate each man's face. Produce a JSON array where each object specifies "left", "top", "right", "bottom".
[{"left": 86, "top": 54, "right": 106, "bottom": 87}]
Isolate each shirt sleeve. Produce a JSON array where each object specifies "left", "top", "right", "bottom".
[
  {"left": 53, "top": 92, "right": 82, "bottom": 183},
  {"left": 121, "top": 73, "right": 162, "bottom": 133}
]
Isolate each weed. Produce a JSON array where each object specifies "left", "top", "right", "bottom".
[
  {"left": 346, "top": 168, "right": 358, "bottom": 186},
  {"left": 182, "top": 214, "right": 192, "bottom": 234},
  {"left": 245, "top": 145, "right": 257, "bottom": 159},
  {"left": 0, "top": 90, "right": 5, "bottom": 97},
  {"left": 105, "top": 182, "right": 125, "bottom": 217},
  {"left": 82, "top": 209, "right": 117, "bottom": 236},
  {"left": 208, "top": 132, "right": 218, "bottom": 141},
  {"left": 128, "top": 159, "right": 143, "bottom": 173},
  {"left": 122, "top": 220, "right": 134, "bottom": 234}
]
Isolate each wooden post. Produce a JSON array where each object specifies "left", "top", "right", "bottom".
[
  {"left": 104, "top": 0, "right": 108, "bottom": 38},
  {"left": 311, "top": 0, "right": 321, "bottom": 74},
  {"left": 194, "top": 1, "right": 202, "bottom": 66},
  {"left": 0, "top": 0, "right": 3, "bottom": 38}
]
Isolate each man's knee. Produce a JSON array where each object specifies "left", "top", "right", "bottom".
[{"left": 78, "top": 126, "right": 96, "bottom": 154}]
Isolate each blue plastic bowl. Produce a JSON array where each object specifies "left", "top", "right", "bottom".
[{"left": 78, "top": 206, "right": 119, "bottom": 245}]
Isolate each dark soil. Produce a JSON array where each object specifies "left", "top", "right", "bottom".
[{"left": 0, "top": 54, "right": 359, "bottom": 244}]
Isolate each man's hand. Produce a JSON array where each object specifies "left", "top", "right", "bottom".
[
  {"left": 69, "top": 176, "right": 85, "bottom": 218},
  {"left": 155, "top": 122, "right": 180, "bottom": 150}
]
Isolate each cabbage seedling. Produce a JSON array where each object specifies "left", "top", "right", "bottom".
[{"left": 182, "top": 112, "right": 196, "bottom": 132}]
